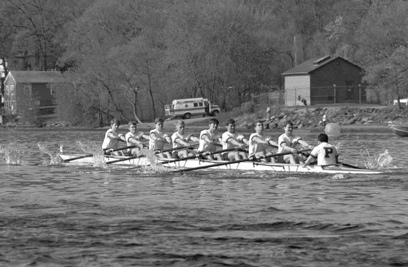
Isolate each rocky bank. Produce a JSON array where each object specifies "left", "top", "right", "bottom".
[{"left": 236, "top": 105, "right": 408, "bottom": 129}]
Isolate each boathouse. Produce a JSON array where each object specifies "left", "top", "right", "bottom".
[
  {"left": 2, "top": 71, "right": 66, "bottom": 116},
  {"left": 282, "top": 56, "right": 367, "bottom": 106}
]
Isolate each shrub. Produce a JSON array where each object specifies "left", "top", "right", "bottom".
[{"left": 241, "top": 101, "right": 254, "bottom": 114}]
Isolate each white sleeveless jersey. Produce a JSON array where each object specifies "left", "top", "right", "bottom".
[
  {"left": 198, "top": 129, "right": 219, "bottom": 152},
  {"left": 248, "top": 133, "right": 267, "bottom": 157},
  {"left": 149, "top": 129, "right": 168, "bottom": 151}
]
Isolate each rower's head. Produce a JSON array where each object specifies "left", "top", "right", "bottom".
[
  {"left": 317, "top": 133, "right": 329, "bottom": 143},
  {"left": 208, "top": 118, "right": 219, "bottom": 131},
  {"left": 110, "top": 118, "right": 120, "bottom": 131},
  {"left": 176, "top": 120, "right": 185, "bottom": 133},
  {"left": 283, "top": 121, "right": 294, "bottom": 134},
  {"left": 254, "top": 120, "right": 264, "bottom": 134},
  {"left": 226, "top": 119, "right": 236, "bottom": 133},
  {"left": 154, "top": 118, "right": 164, "bottom": 130},
  {"left": 128, "top": 121, "right": 137, "bottom": 133}
]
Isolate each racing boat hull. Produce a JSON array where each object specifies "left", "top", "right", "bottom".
[{"left": 59, "top": 154, "right": 382, "bottom": 174}]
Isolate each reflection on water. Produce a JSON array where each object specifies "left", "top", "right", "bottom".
[{"left": 0, "top": 128, "right": 408, "bottom": 266}]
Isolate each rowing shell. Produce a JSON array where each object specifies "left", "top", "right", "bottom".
[{"left": 59, "top": 154, "right": 382, "bottom": 174}]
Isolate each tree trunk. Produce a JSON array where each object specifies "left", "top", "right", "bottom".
[{"left": 145, "top": 60, "right": 156, "bottom": 119}]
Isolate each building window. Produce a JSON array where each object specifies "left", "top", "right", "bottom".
[
  {"left": 46, "top": 83, "right": 54, "bottom": 95},
  {"left": 24, "top": 84, "right": 31, "bottom": 94},
  {"left": 10, "top": 101, "right": 16, "bottom": 114},
  {"left": 10, "top": 85, "right": 15, "bottom": 100}
]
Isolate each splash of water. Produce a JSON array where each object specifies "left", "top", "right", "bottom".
[
  {"left": 38, "top": 143, "right": 63, "bottom": 165},
  {"left": 334, "top": 141, "right": 343, "bottom": 151},
  {"left": 361, "top": 149, "right": 393, "bottom": 169},
  {"left": 77, "top": 141, "right": 107, "bottom": 168},
  {"left": 141, "top": 148, "right": 158, "bottom": 166},
  {"left": 125, "top": 148, "right": 170, "bottom": 172},
  {"left": 0, "top": 143, "right": 26, "bottom": 164}
]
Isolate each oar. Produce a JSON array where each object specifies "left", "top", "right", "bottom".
[
  {"left": 174, "top": 149, "right": 309, "bottom": 172},
  {"left": 106, "top": 155, "right": 147, "bottom": 165},
  {"left": 260, "top": 148, "right": 311, "bottom": 161},
  {"left": 107, "top": 144, "right": 200, "bottom": 165},
  {"left": 62, "top": 145, "right": 140, "bottom": 163},
  {"left": 160, "top": 147, "right": 245, "bottom": 165},
  {"left": 339, "top": 162, "right": 361, "bottom": 169},
  {"left": 156, "top": 143, "right": 199, "bottom": 154}
]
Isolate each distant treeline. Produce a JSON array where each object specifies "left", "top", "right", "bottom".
[{"left": 1, "top": 0, "right": 407, "bottom": 125}]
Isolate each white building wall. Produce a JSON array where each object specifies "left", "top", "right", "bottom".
[{"left": 284, "top": 75, "right": 310, "bottom": 106}]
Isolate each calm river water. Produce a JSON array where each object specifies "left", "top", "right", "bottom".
[{"left": 0, "top": 128, "right": 407, "bottom": 267}]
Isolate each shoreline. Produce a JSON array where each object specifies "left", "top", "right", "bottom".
[{"left": 1, "top": 123, "right": 393, "bottom": 134}]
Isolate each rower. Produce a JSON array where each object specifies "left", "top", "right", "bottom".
[
  {"left": 221, "top": 119, "right": 248, "bottom": 161},
  {"left": 102, "top": 118, "right": 125, "bottom": 156},
  {"left": 303, "top": 133, "right": 338, "bottom": 167},
  {"left": 171, "top": 120, "right": 199, "bottom": 158},
  {"left": 197, "top": 118, "right": 222, "bottom": 160},
  {"left": 149, "top": 118, "right": 172, "bottom": 158},
  {"left": 125, "top": 121, "right": 149, "bottom": 157},
  {"left": 277, "top": 121, "right": 313, "bottom": 164},
  {"left": 248, "top": 120, "right": 278, "bottom": 162}
]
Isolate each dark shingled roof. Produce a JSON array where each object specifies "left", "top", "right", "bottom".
[
  {"left": 6, "top": 71, "right": 66, "bottom": 83},
  {"left": 282, "top": 56, "right": 362, "bottom": 76}
]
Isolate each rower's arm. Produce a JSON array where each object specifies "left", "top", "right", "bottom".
[
  {"left": 107, "top": 131, "right": 125, "bottom": 142},
  {"left": 128, "top": 136, "right": 142, "bottom": 146},
  {"left": 150, "top": 132, "right": 159, "bottom": 141},
  {"left": 189, "top": 136, "right": 200, "bottom": 143},
  {"left": 281, "top": 143, "right": 297, "bottom": 153},
  {"left": 201, "top": 134, "right": 212, "bottom": 143},
  {"left": 298, "top": 139, "right": 313, "bottom": 149},
  {"left": 266, "top": 138, "right": 278, "bottom": 148},
  {"left": 303, "top": 155, "right": 314, "bottom": 167},
  {"left": 251, "top": 136, "right": 264, "bottom": 144},
  {"left": 242, "top": 138, "right": 249, "bottom": 146},
  {"left": 164, "top": 134, "right": 171, "bottom": 144},
  {"left": 174, "top": 137, "right": 189, "bottom": 146},
  {"left": 227, "top": 138, "right": 243, "bottom": 147}
]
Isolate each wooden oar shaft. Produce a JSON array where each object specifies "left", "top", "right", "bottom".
[
  {"left": 63, "top": 145, "right": 143, "bottom": 163},
  {"left": 157, "top": 143, "right": 199, "bottom": 154},
  {"left": 161, "top": 147, "right": 244, "bottom": 165},
  {"left": 108, "top": 145, "right": 139, "bottom": 153},
  {"left": 175, "top": 149, "right": 310, "bottom": 172},
  {"left": 62, "top": 153, "right": 93, "bottom": 162},
  {"left": 340, "top": 162, "right": 361, "bottom": 169},
  {"left": 106, "top": 155, "right": 147, "bottom": 164},
  {"left": 260, "top": 148, "right": 311, "bottom": 160}
]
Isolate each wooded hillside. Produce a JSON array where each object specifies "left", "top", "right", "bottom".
[{"left": 1, "top": 0, "right": 407, "bottom": 125}]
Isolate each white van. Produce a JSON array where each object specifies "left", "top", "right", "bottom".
[
  {"left": 393, "top": 98, "right": 408, "bottom": 105},
  {"left": 164, "top": 97, "right": 220, "bottom": 119}
]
